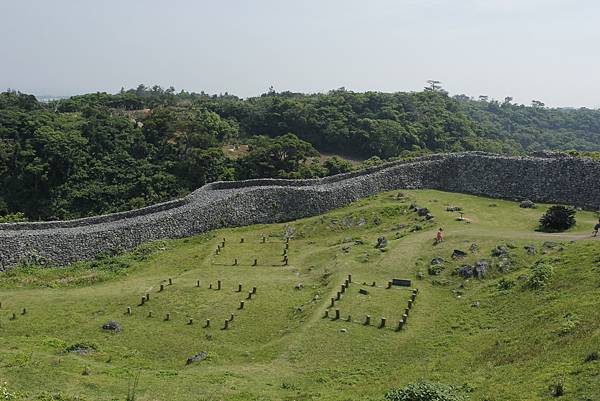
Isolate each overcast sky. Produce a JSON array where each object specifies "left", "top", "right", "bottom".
[{"left": 1, "top": 0, "right": 599, "bottom": 107}]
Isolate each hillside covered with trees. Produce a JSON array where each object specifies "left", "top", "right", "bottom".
[{"left": 2, "top": 86, "right": 600, "bottom": 221}]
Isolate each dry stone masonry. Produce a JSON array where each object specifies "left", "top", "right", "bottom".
[{"left": 1, "top": 151, "right": 599, "bottom": 268}]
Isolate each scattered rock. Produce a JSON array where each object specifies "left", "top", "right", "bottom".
[
  {"left": 446, "top": 206, "right": 463, "bottom": 212},
  {"left": 474, "top": 260, "right": 490, "bottom": 278},
  {"left": 471, "top": 301, "right": 481, "bottom": 308},
  {"left": 519, "top": 200, "right": 536, "bottom": 208},
  {"left": 524, "top": 245, "right": 536, "bottom": 254},
  {"left": 341, "top": 244, "right": 351, "bottom": 252},
  {"left": 375, "top": 236, "right": 388, "bottom": 249},
  {"left": 101, "top": 320, "right": 123, "bottom": 332},
  {"left": 498, "top": 258, "right": 511, "bottom": 273},
  {"left": 428, "top": 265, "right": 444, "bottom": 276},
  {"left": 425, "top": 213, "right": 435, "bottom": 220},
  {"left": 469, "top": 243, "right": 479, "bottom": 252},
  {"left": 354, "top": 239, "right": 364, "bottom": 245},
  {"left": 359, "top": 288, "right": 369, "bottom": 295},
  {"left": 340, "top": 328, "right": 348, "bottom": 333},
  {"left": 457, "top": 265, "right": 474, "bottom": 278},
  {"left": 186, "top": 351, "right": 208, "bottom": 365},
  {"left": 431, "top": 257, "right": 444, "bottom": 265},
  {"left": 417, "top": 208, "right": 430, "bottom": 217},
  {"left": 451, "top": 249, "right": 467, "bottom": 259},
  {"left": 491, "top": 245, "right": 509, "bottom": 257},
  {"left": 294, "top": 283, "right": 303, "bottom": 290}
]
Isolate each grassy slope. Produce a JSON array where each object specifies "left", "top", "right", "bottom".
[{"left": 0, "top": 190, "right": 599, "bottom": 401}]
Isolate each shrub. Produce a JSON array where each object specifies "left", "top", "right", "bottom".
[
  {"left": 524, "top": 263, "right": 554, "bottom": 290},
  {"left": 384, "top": 380, "right": 466, "bottom": 401},
  {"left": 539, "top": 206, "right": 576, "bottom": 231}
]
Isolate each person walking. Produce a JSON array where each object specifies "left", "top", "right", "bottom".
[
  {"left": 593, "top": 218, "right": 600, "bottom": 237},
  {"left": 435, "top": 228, "right": 444, "bottom": 244}
]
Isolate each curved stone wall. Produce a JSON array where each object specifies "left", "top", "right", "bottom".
[{"left": 1, "top": 152, "right": 599, "bottom": 269}]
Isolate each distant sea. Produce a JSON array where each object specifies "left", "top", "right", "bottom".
[{"left": 36, "top": 95, "right": 71, "bottom": 103}]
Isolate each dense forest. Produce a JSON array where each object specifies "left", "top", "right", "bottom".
[{"left": 2, "top": 85, "right": 600, "bottom": 221}]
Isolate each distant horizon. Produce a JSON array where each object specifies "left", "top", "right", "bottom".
[{"left": 11, "top": 86, "right": 597, "bottom": 110}]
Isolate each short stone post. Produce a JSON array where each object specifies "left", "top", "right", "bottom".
[
  {"left": 238, "top": 283, "right": 243, "bottom": 292},
  {"left": 165, "top": 313, "right": 171, "bottom": 321},
  {"left": 347, "top": 314, "right": 352, "bottom": 322},
  {"left": 411, "top": 293, "right": 417, "bottom": 302},
  {"left": 335, "top": 309, "right": 340, "bottom": 320},
  {"left": 148, "top": 311, "right": 153, "bottom": 318},
  {"left": 223, "top": 319, "right": 229, "bottom": 329},
  {"left": 145, "top": 293, "right": 150, "bottom": 301},
  {"left": 347, "top": 274, "right": 352, "bottom": 283},
  {"left": 372, "top": 281, "right": 376, "bottom": 287},
  {"left": 324, "top": 309, "right": 329, "bottom": 318},
  {"left": 209, "top": 283, "right": 213, "bottom": 289},
  {"left": 365, "top": 315, "right": 371, "bottom": 325},
  {"left": 239, "top": 301, "right": 244, "bottom": 310},
  {"left": 336, "top": 291, "right": 341, "bottom": 301},
  {"left": 127, "top": 307, "right": 131, "bottom": 315},
  {"left": 396, "top": 319, "right": 405, "bottom": 331},
  {"left": 140, "top": 297, "right": 145, "bottom": 306},
  {"left": 344, "top": 279, "right": 349, "bottom": 287},
  {"left": 188, "top": 318, "right": 194, "bottom": 325},
  {"left": 168, "top": 278, "right": 172, "bottom": 285},
  {"left": 402, "top": 313, "right": 408, "bottom": 323},
  {"left": 285, "top": 243, "right": 289, "bottom": 250},
  {"left": 252, "top": 287, "right": 257, "bottom": 294},
  {"left": 196, "top": 280, "right": 200, "bottom": 287},
  {"left": 408, "top": 299, "right": 413, "bottom": 309},
  {"left": 21, "top": 308, "right": 27, "bottom": 315},
  {"left": 11, "top": 312, "right": 16, "bottom": 320},
  {"left": 252, "top": 259, "right": 257, "bottom": 266},
  {"left": 261, "top": 235, "right": 266, "bottom": 243},
  {"left": 240, "top": 238, "right": 244, "bottom": 243},
  {"left": 229, "top": 313, "right": 234, "bottom": 322},
  {"left": 387, "top": 280, "right": 392, "bottom": 289},
  {"left": 404, "top": 307, "right": 410, "bottom": 316},
  {"left": 217, "top": 280, "right": 222, "bottom": 290},
  {"left": 247, "top": 292, "right": 253, "bottom": 300},
  {"left": 341, "top": 284, "right": 346, "bottom": 294},
  {"left": 159, "top": 284, "right": 164, "bottom": 292},
  {"left": 330, "top": 297, "right": 335, "bottom": 307},
  {"left": 205, "top": 319, "right": 210, "bottom": 328},
  {"left": 233, "top": 258, "right": 238, "bottom": 266},
  {"left": 380, "top": 317, "right": 386, "bottom": 328}
]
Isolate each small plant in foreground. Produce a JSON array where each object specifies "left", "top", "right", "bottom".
[
  {"left": 524, "top": 263, "right": 554, "bottom": 290},
  {"left": 549, "top": 378, "right": 565, "bottom": 397},
  {"left": 539, "top": 205, "right": 576, "bottom": 232},
  {"left": 384, "top": 380, "right": 466, "bottom": 401}
]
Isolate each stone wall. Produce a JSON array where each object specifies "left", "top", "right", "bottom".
[{"left": 1, "top": 152, "right": 599, "bottom": 269}]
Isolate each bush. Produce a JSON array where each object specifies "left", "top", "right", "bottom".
[
  {"left": 384, "top": 381, "right": 466, "bottom": 401},
  {"left": 524, "top": 263, "right": 554, "bottom": 290},
  {"left": 539, "top": 206, "right": 576, "bottom": 231}
]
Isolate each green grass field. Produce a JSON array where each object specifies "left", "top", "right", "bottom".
[{"left": 1, "top": 190, "right": 599, "bottom": 401}]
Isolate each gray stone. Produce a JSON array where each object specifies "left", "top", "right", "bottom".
[
  {"left": 101, "top": 320, "right": 123, "bottom": 332},
  {"left": 451, "top": 249, "right": 467, "bottom": 259},
  {"left": 417, "top": 207, "right": 430, "bottom": 217},
  {"left": 186, "top": 351, "right": 208, "bottom": 365},
  {"left": 474, "top": 260, "right": 490, "bottom": 278},
  {"left": 457, "top": 265, "right": 473, "bottom": 278},
  {"left": 375, "top": 236, "right": 388, "bottom": 249},
  {"left": 2, "top": 152, "right": 600, "bottom": 268},
  {"left": 519, "top": 199, "right": 536, "bottom": 208},
  {"left": 431, "top": 257, "right": 444, "bottom": 265}
]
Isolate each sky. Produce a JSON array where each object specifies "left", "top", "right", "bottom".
[{"left": 1, "top": 0, "right": 599, "bottom": 107}]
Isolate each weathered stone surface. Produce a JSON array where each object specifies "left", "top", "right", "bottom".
[
  {"left": 519, "top": 200, "right": 536, "bottom": 208},
  {"left": 2, "top": 152, "right": 600, "bottom": 268},
  {"left": 375, "top": 236, "right": 388, "bottom": 249},
  {"left": 186, "top": 351, "right": 208, "bottom": 365},
  {"left": 101, "top": 320, "right": 123, "bottom": 332}
]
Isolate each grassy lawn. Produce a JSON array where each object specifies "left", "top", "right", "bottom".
[{"left": 0, "top": 189, "right": 598, "bottom": 401}]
